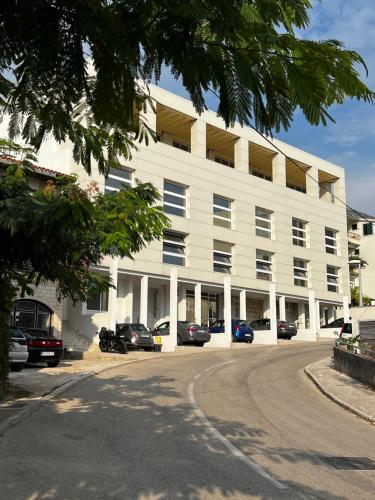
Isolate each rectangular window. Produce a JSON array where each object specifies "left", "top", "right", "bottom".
[
  {"left": 292, "top": 218, "right": 307, "bottom": 247},
  {"left": 163, "top": 230, "right": 186, "bottom": 266},
  {"left": 363, "top": 222, "right": 373, "bottom": 236},
  {"left": 213, "top": 240, "right": 232, "bottom": 273},
  {"left": 213, "top": 195, "right": 232, "bottom": 229},
  {"left": 252, "top": 170, "right": 272, "bottom": 182},
  {"left": 294, "top": 258, "right": 308, "bottom": 287},
  {"left": 256, "top": 249, "right": 273, "bottom": 280},
  {"left": 105, "top": 167, "right": 132, "bottom": 194},
  {"left": 327, "top": 265, "right": 339, "bottom": 292},
  {"left": 163, "top": 181, "right": 186, "bottom": 217},
  {"left": 87, "top": 290, "right": 109, "bottom": 311},
  {"left": 325, "top": 227, "right": 338, "bottom": 254},
  {"left": 255, "top": 207, "right": 272, "bottom": 238}
]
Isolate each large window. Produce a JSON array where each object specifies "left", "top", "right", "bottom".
[
  {"left": 294, "top": 258, "right": 309, "bottom": 287},
  {"left": 327, "top": 265, "right": 340, "bottom": 292},
  {"left": 292, "top": 218, "right": 307, "bottom": 247},
  {"left": 256, "top": 249, "right": 273, "bottom": 280},
  {"left": 325, "top": 227, "right": 338, "bottom": 254},
  {"left": 163, "top": 230, "right": 186, "bottom": 266},
  {"left": 163, "top": 181, "right": 186, "bottom": 217},
  {"left": 213, "top": 195, "right": 232, "bottom": 229},
  {"left": 213, "top": 240, "right": 232, "bottom": 273},
  {"left": 105, "top": 167, "right": 132, "bottom": 194},
  {"left": 255, "top": 207, "right": 272, "bottom": 238},
  {"left": 87, "top": 290, "right": 109, "bottom": 311}
]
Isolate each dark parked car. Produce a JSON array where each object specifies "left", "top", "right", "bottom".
[
  {"left": 321, "top": 318, "right": 344, "bottom": 329},
  {"left": 20, "top": 327, "right": 64, "bottom": 367},
  {"left": 152, "top": 321, "right": 211, "bottom": 347},
  {"left": 116, "top": 323, "right": 155, "bottom": 351},
  {"left": 249, "top": 319, "right": 297, "bottom": 340},
  {"left": 209, "top": 319, "right": 254, "bottom": 343}
]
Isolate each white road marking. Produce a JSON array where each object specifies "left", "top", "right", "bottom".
[{"left": 189, "top": 360, "right": 288, "bottom": 491}]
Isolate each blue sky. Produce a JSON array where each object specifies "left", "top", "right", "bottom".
[{"left": 156, "top": 0, "right": 375, "bottom": 215}]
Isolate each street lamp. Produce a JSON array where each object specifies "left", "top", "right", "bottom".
[{"left": 349, "top": 259, "right": 363, "bottom": 306}]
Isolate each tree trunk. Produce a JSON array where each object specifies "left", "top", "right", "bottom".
[{"left": 0, "top": 276, "right": 14, "bottom": 402}]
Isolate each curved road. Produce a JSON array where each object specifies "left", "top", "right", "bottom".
[{"left": 1, "top": 342, "right": 374, "bottom": 499}]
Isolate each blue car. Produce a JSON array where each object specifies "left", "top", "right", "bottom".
[{"left": 209, "top": 319, "right": 254, "bottom": 343}]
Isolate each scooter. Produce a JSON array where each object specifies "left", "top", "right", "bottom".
[{"left": 97, "top": 327, "right": 128, "bottom": 354}]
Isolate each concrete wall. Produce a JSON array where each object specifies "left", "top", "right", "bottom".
[
  {"left": 334, "top": 346, "right": 375, "bottom": 388},
  {"left": 349, "top": 305, "right": 375, "bottom": 335}
]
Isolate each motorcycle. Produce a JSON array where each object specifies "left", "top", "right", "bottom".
[{"left": 97, "top": 327, "right": 128, "bottom": 354}]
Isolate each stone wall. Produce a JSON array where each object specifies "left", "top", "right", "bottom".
[{"left": 334, "top": 346, "right": 375, "bottom": 389}]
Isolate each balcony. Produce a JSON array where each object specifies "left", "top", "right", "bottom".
[
  {"left": 348, "top": 231, "right": 361, "bottom": 244},
  {"left": 156, "top": 103, "right": 193, "bottom": 153},
  {"left": 206, "top": 124, "right": 236, "bottom": 169}
]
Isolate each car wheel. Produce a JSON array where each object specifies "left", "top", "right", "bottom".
[
  {"left": 47, "top": 360, "right": 60, "bottom": 368},
  {"left": 196, "top": 342, "right": 204, "bottom": 347},
  {"left": 10, "top": 363, "right": 25, "bottom": 372},
  {"left": 99, "top": 341, "right": 108, "bottom": 352},
  {"left": 177, "top": 335, "right": 183, "bottom": 346}
]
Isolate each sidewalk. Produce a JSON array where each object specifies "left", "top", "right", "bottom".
[{"left": 305, "top": 356, "right": 375, "bottom": 424}]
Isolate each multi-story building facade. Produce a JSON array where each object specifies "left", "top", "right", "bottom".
[{"left": 5, "top": 85, "right": 351, "bottom": 349}]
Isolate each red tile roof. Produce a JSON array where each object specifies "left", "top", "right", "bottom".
[{"left": 0, "top": 155, "right": 69, "bottom": 178}]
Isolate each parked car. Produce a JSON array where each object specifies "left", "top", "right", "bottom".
[
  {"left": 9, "top": 327, "right": 28, "bottom": 372},
  {"left": 116, "top": 323, "right": 155, "bottom": 351},
  {"left": 152, "top": 321, "right": 211, "bottom": 347},
  {"left": 321, "top": 317, "right": 344, "bottom": 329},
  {"left": 209, "top": 319, "right": 254, "bottom": 343},
  {"left": 19, "top": 327, "right": 64, "bottom": 367},
  {"left": 249, "top": 318, "right": 297, "bottom": 340}
]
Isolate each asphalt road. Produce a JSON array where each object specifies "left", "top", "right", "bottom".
[{"left": 1, "top": 342, "right": 374, "bottom": 499}]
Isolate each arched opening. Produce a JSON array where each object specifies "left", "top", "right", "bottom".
[{"left": 10, "top": 299, "right": 53, "bottom": 334}]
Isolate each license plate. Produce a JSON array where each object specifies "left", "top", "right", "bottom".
[
  {"left": 245, "top": 334, "right": 251, "bottom": 337},
  {"left": 41, "top": 351, "right": 55, "bottom": 356},
  {"left": 154, "top": 336, "right": 162, "bottom": 344},
  {"left": 198, "top": 330, "right": 205, "bottom": 333}
]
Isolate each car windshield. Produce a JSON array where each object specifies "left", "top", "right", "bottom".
[
  {"left": 23, "top": 329, "right": 48, "bottom": 338},
  {"left": 9, "top": 327, "right": 24, "bottom": 339},
  {"left": 131, "top": 324, "right": 148, "bottom": 332},
  {"left": 179, "top": 322, "right": 199, "bottom": 328},
  {"left": 235, "top": 321, "right": 247, "bottom": 326},
  {"left": 342, "top": 323, "right": 352, "bottom": 334}
]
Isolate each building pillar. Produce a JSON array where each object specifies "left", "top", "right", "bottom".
[
  {"left": 279, "top": 295, "right": 286, "bottom": 321},
  {"left": 334, "top": 175, "right": 346, "bottom": 205},
  {"left": 124, "top": 279, "right": 134, "bottom": 323},
  {"left": 240, "top": 290, "right": 247, "bottom": 320},
  {"left": 144, "top": 101, "right": 156, "bottom": 134},
  {"left": 223, "top": 276, "right": 232, "bottom": 347},
  {"left": 269, "top": 283, "right": 277, "bottom": 339},
  {"left": 108, "top": 258, "right": 118, "bottom": 331},
  {"left": 140, "top": 275, "right": 149, "bottom": 328},
  {"left": 308, "top": 290, "right": 317, "bottom": 336},
  {"left": 191, "top": 119, "right": 206, "bottom": 158},
  {"left": 162, "top": 268, "right": 178, "bottom": 352},
  {"left": 178, "top": 285, "right": 187, "bottom": 321},
  {"left": 234, "top": 137, "right": 249, "bottom": 173},
  {"left": 297, "top": 302, "right": 306, "bottom": 330},
  {"left": 343, "top": 295, "right": 350, "bottom": 322},
  {"left": 194, "top": 283, "right": 202, "bottom": 325},
  {"left": 272, "top": 153, "right": 286, "bottom": 186},
  {"left": 306, "top": 166, "right": 319, "bottom": 198}
]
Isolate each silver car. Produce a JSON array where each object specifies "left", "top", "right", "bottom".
[{"left": 9, "top": 327, "right": 29, "bottom": 372}]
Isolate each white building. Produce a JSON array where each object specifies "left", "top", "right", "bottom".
[{"left": 7, "top": 85, "right": 351, "bottom": 349}]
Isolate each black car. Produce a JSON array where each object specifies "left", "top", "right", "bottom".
[
  {"left": 152, "top": 321, "right": 211, "bottom": 346},
  {"left": 116, "top": 323, "right": 155, "bottom": 351},
  {"left": 321, "top": 318, "right": 344, "bottom": 329},
  {"left": 249, "top": 319, "right": 297, "bottom": 340},
  {"left": 19, "top": 327, "right": 64, "bottom": 367}
]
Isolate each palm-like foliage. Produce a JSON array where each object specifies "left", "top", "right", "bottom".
[{"left": 0, "top": 0, "right": 373, "bottom": 174}]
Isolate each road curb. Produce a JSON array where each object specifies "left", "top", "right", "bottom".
[
  {"left": 304, "top": 362, "right": 375, "bottom": 425},
  {"left": 0, "top": 355, "right": 163, "bottom": 437}
]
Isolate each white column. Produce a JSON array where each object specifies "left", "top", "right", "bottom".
[
  {"left": 272, "top": 153, "right": 286, "bottom": 186},
  {"left": 306, "top": 166, "right": 319, "bottom": 198},
  {"left": 164, "top": 268, "right": 178, "bottom": 352},
  {"left": 279, "top": 295, "right": 286, "bottom": 321},
  {"left": 308, "top": 290, "right": 317, "bottom": 335},
  {"left": 191, "top": 119, "right": 206, "bottom": 157},
  {"left": 269, "top": 283, "right": 277, "bottom": 339},
  {"left": 343, "top": 295, "right": 350, "bottom": 322},
  {"left": 140, "top": 275, "right": 149, "bottom": 328},
  {"left": 315, "top": 300, "right": 321, "bottom": 331},
  {"left": 234, "top": 137, "right": 249, "bottom": 173},
  {"left": 194, "top": 283, "right": 202, "bottom": 325},
  {"left": 108, "top": 258, "right": 118, "bottom": 331},
  {"left": 178, "top": 285, "right": 187, "bottom": 321},
  {"left": 297, "top": 302, "right": 306, "bottom": 330},
  {"left": 240, "top": 290, "right": 247, "bottom": 320},
  {"left": 223, "top": 276, "right": 232, "bottom": 347},
  {"left": 124, "top": 279, "right": 134, "bottom": 323}
]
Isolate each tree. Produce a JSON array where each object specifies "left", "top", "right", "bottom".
[
  {"left": 0, "top": 139, "right": 169, "bottom": 400},
  {"left": 350, "top": 287, "right": 372, "bottom": 307},
  {"left": 0, "top": 0, "right": 374, "bottom": 175}
]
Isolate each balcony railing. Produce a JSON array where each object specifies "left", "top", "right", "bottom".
[{"left": 348, "top": 231, "right": 361, "bottom": 241}]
